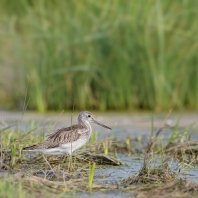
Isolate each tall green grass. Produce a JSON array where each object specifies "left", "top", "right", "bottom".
[
  {"left": 0, "top": 0, "right": 197, "bottom": 112},
  {"left": 0, "top": 178, "right": 28, "bottom": 198}
]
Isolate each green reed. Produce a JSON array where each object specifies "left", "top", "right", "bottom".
[
  {"left": 88, "top": 162, "right": 96, "bottom": 192},
  {"left": 0, "top": 0, "right": 198, "bottom": 112},
  {"left": 0, "top": 178, "right": 28, "bottom": 198}
]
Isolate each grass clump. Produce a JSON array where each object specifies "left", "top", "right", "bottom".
[
  {"left": 123, "top": 157, "right": 177, "bottom": 186},
  {"left": 123, "top": 116, "right": 177, "bottom": 184},
  {"left": 123, "top": 179, "right": 198, "bottom": 198}
]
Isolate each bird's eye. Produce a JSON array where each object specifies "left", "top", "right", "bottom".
[{"left": 88, "top": 115, "right": 91, "bottom": 117}]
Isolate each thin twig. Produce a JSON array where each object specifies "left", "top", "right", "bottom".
[
  {"left": 146, "top": 108, "right": 172, "bottom": 153},
  {"left": 69, "top": 99, "right": 75, "bottom": 171},
  {"left": 20, "top": 75, "right": 30, "bottom": 123},
  {"left": 52, "top": 109, "right": 64, "bottom": 131}
]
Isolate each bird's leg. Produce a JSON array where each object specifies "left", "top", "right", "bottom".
[
  {"left": 42, "top": 154, "right": 56, "bottom": 176},
  {"left": 68, "top": 153, "right": 73, "bottom": 172}
]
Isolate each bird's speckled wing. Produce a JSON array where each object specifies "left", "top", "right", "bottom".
[{"left": 23, "top": 124, "right": 88, "bottom": 150}]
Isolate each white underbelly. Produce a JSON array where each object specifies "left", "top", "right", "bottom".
[
  {"left": 24, "top": 138, "right": 89, "bottom": 156},
  {"left": 60, "top": 138, "right": 88, "bottom": 154}
]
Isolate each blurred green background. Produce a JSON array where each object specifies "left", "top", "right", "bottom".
[{"left": 0, "top": 0, "right": 197, "bottom": 112}]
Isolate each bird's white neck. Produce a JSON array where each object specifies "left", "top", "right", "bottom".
[{"left": 79, "top": 120, "right": 92, "bottom": 133}]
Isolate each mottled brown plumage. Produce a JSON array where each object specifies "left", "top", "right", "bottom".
[{"left": 24, "top": 125, "right": 88, "bottom": 150}]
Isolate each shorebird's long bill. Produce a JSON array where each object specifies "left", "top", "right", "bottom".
[{"left": 93, "top": 120, "right": 112, "bottom": 130}]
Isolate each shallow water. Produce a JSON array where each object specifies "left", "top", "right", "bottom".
[
  {"left": 2, "top": 111, "right": 198, "bottom": 135},
  {"left": 94, "top": 154, "right": 143, "bottom": 184},
  {"left": 1, "top": 111, "right": 198, "bottom": 197}
]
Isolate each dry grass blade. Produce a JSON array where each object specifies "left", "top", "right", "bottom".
[
  {"left": 1, "top": 173, "right": 118, "bottom": 194},
  {"left": 123, "top": 179, "right": 198, "bottom": 197},
  {"left": 146, "top": 108, "right": 172, "bottom": 153}
]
